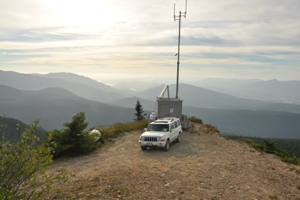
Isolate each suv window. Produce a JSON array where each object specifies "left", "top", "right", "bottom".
[
  {"left": 177, "top": 120, "right": 181, "bottom": 126},
  {"left": 175, "top": 120, "right": 179, "bottom": 128},
  {"left": 170, "top": 123, "right": 175, "bottom": 131},
  {"left": 148, "top": 124, "right": 169, "bottom": 132}
]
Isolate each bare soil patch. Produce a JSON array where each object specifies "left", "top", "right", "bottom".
[{"left": 47, "top": 123, "right": 300, "bottom": 200}]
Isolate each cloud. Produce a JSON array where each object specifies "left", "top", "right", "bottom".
[{"left": 0, "top": 0, "right": 299, "bottom": 81}]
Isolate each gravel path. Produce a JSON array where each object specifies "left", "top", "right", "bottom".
[{"left": 47, "top": 123, "right": 300, "bottom": 200}]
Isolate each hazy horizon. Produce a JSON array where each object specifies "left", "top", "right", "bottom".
[
  {"left": 13, "top": 70, "right": 299, "bottom": 86},
  {"left": 2, "top": 69, "right": 300, "bottom": 89}
]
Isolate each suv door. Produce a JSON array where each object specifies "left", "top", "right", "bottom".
[
  {"left": 168, "top": 122, "right": 174, "bottom": 142},
  {"left": 176, "top": 120, "right": 182, "bottom": 133},
  {"left": 174, "top": 120, "right": 180, "bottom": 137}
]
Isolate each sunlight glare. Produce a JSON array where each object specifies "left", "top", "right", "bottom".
[{"left": 44, "top": 0, "right": 126, "bottom": 30}]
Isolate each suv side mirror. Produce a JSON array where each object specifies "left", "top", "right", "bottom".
[{"left": 144, "top": 128, "right": 147, "bottom": 131}]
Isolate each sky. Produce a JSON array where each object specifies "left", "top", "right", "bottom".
[{"left": 0, "top": 0, "right": 299, "bottom": 84}]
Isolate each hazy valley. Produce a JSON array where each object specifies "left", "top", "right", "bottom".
[{"left": 1, "top": 70, "right": 300, "bottom": 139}]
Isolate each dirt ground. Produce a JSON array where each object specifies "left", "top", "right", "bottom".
[{"left": 47, "top": 123, "right": 300, "bottom": 200}]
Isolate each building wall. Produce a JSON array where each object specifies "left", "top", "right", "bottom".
[{"left": 157, "top": 99, "right": 182, "bottom": 119}]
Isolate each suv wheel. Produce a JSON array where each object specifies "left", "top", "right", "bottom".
[
  {"left": 163, "top": 140, "right": 170, "bottom": 151},
  {"left": 141, "top": 146, "right": 146, "bottom": 150},
  {"left": 176, "top": 133, "right": 181, "bottom": 143}
]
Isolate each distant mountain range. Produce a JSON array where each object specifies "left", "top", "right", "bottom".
[
  {"left": 195, "top": 78, "right": 300, "bottom": 104},
  {"left": 110, "top": 96, "right": 300, "bottom": 139},
  {"left": 133, "top": 84, "right": 300, "bottom": 113},
  {"left": 1, "top": 70, "right": 300, "bottom": 139},
  {"left": 0, "top": 70, "right": 125, "bottom": 103},
  {"left": 0, "top": 85, "right": 137, "bottom": 131},
  {"left": 33, "top": 72, "right": 112, "bottom": 91},
  {"left": 184, "top": 107, "right": 300, "bottom": 139}
]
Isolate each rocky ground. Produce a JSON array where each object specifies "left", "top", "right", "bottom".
[{"left": 46, "top": 123, "right": 300, "bottom": 200}]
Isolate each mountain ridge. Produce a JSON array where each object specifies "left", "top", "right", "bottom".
[
  {"left": 33, "top": 72, "right": 113, "bottom": 91},
  {"left": 195, "top": 77, "right": 300, "bottom": 104},
  {"left": 0, "top": 85, "right": 137, "bottom": 131},
  {"left": 0, "top": 70, "right": 123, "bottom": 103},
  {"left": 2, "top": 70, "right": 300, "bottom": 138}
]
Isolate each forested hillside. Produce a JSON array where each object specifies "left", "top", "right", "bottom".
[{"left": 0, "top": 116, "right": 46, "bottom": 142}]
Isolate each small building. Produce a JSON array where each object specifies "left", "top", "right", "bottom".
[
  {"left": 157, "top": 97, "right": 182, "bottom": 119},
  {"left": 155, "top": 85, "right": 190, "bottom": 129}
]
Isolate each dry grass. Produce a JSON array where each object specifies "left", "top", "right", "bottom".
[
  {"left": 98, "top": 120, "right": 148, "bottom": 141},
  {"left": 204, "top": 124, "right": 220, "bottom": 133},
  {"left": 269, "top": 195, "right": 278, "bottom": 199}
]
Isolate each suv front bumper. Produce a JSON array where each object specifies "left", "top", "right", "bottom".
[{"left": 139, "top": 140, "right": 166, "bottom": 148}]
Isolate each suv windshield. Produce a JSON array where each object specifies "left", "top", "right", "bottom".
[{"left": 147, "top": 124, "right": 169, "bottom": 132}]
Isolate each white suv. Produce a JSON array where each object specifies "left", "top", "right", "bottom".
[{"left": 139, "top": 117, "right": 182, "bottom": 151}]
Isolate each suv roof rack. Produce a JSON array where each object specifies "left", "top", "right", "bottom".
[
  {"left": 154, "top": 121, "right": 168, "bottom": 123},
  {"left": 153, "top": 117, "right": 179, "bottom": 124}
]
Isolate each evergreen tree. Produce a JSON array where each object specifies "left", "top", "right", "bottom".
[
  {"left": 46, "top": 112, "right": 99, "bottom": 158},
  {"left": 134, "top": 100, "right": 145, "bottom": 121}
]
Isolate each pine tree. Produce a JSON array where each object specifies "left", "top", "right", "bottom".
[
  {"left": 134, "top": 100, "right": 145, "bottom": 121},
  {"left": 46, "top": 112, "right": 99, "bottom": 158}
]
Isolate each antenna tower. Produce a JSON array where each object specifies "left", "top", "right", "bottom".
[{"left": 174, "top": 0, "right": 187, "bottom": 98}]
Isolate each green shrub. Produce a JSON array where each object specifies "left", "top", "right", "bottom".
[
  {"left": 240, "top": 138, "right": 300, "bottom": 166},
  {"left": 46, "top": 112, "right": 100, "bottom": 158},
  {"left": 0, "top": 120, "right": 70, "bottom": 199},
  {"left": 240, "top": 138, "right": 255, "bottom": 146},
  {"left": 263, "top": 140, "right": 277, "bottom": 153},
  {"left": 187, "top": 116, "right": 203, "bottom": 124},
  {"left": 281, "top": 156, "right": 300, "bottom": 165}
]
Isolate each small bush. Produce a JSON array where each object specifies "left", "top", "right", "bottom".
[
  {"left": 187, "top": 116, "right": 203, "bottom": 124},
  {"left": 263, "top": 140, "right": 277, "bottom": 153},
  {"left": 0, "top": 119, "right": 71, "bottom": 199},
  {"left": 281, "top": 156, "right": 300, "bottom": 165},
  {"left": 240, "top": 138, "right": 255, "bottom": 146}
]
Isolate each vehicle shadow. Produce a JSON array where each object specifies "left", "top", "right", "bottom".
[{"left": 140, "top": 136, "right": 202, "bottom": 160}]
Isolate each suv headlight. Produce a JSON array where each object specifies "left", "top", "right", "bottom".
[{"left": 140, "top": 136, "right": 144, "bottom": 141}]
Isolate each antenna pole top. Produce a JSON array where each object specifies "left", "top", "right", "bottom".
[
  {"left": 173, "top": 3, "right": 176, "bottom": 21},
  {"left": 185, "top": 0, "right": 187, "bottom": 16},
  {"left": 173, "top": 0, "right": 188, "bottom": 20}
]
